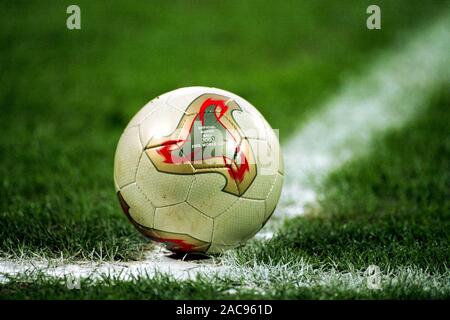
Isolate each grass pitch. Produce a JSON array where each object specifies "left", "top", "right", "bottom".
[
  {"left": 0, "top": 0, "right": 449, "bottom": 299},
  {"left": 0, "top": 0, "right": 444, "bottom": 262},
  {"left": 2, "top": 87, "right": 448, "bottom": 300}
]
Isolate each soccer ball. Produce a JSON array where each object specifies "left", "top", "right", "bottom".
[{"left": 114, "top": 87, "right": 283, "bottom": 254}]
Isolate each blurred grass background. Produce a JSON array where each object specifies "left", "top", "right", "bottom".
[{"left": 0, "top": 0, "right": 447, "bottom": 260}]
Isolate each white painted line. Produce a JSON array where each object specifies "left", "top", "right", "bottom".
[
  {"left": 276, "top": 14, "right": 450, "bottom": 219},
  {"left": 0, "top": 247, "right": 225, "bottom": 282}
]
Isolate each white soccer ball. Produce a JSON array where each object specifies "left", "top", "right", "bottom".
[{"left": 114, "top": 87, "right": 283, "bottom": 254}]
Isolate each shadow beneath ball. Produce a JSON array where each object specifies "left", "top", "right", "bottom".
[{"left": 167, "top": 252, "right": 212, "bottom": 261}]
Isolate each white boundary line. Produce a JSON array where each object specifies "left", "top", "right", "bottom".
[
  {"left": 1, "top": 13, "right": 449, "bottom": 283},
  {"left": 276, "top": 14, "right": 450, "bottom": 219}
]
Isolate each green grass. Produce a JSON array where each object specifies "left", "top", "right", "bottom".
[
  {"left": 1, "top": 0, "right": 445, "bottom": 261},
  {"left": 1, "top": 267, "right": 449, "bottom": 299},
  {"left": 1, "top": 86, "right": 448, "bottom": 300},
  {"left": 232, "top": 88, "right": 450, "bottom": 285}
]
